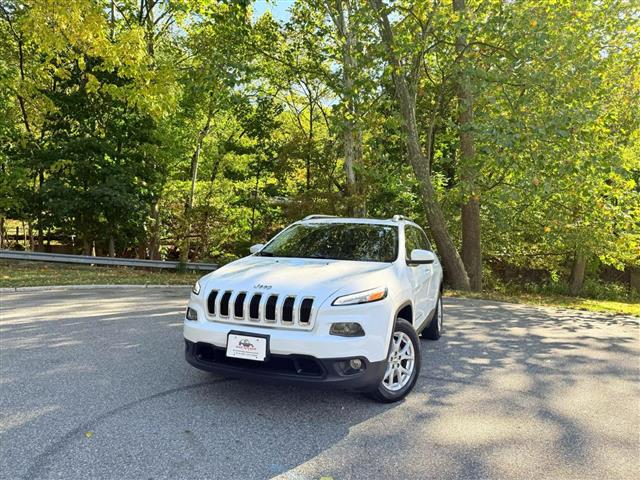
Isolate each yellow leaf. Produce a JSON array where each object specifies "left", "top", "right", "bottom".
[
  {"left": 86, "top": 73, "right": 100, "bottom": 94},
  {"left": 84, "top": 431, "right": 93, "bottom": 438}
]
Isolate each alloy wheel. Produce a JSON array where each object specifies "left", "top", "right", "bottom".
[{"left": 383, "top": 331, "right": 416, "bottom": 391}]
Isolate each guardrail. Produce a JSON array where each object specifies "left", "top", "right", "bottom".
[{"left": 0, "top": 250, "right": 218, "bottom": 271}]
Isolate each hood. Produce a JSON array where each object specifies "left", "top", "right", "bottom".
[{"left": 202, "top": 255, "right": 393, "bottom": 300}]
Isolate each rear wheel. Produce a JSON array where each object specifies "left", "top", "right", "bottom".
[
  {"left": 368, "top": 319, "right": 421, "bottom": 403},
  {"left": 421, "top": 294, "right": 443, "bottom": 340}
]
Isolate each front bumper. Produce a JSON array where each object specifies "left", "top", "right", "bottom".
[
  {"left": 185, "top": 340, "right": 387, "bottom": 391},
  {"left": 184, "top": 298, "right": 393, "bottom": 362}
]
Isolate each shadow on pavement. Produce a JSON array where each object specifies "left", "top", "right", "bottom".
[{"left": 1, "top": 289, "right": 638, "bottom": 479}]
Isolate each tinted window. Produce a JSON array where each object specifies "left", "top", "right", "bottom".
[
  {"left": 418, "top": 229, "right": 432, "bottom": 251},
  {"left": 405, "top": 226, "right": 431, "bottom": 259},
  {"left": 259, "top": 223, "right": 398, "bottom": 262},
  {"left": 405, "top": 227, "right": 422, "bottom": 259}
]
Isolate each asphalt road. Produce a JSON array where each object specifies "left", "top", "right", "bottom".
[{"left": 1, "top": 287, "right": 638, "bottom": 480}]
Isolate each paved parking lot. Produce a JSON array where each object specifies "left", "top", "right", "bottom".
[{"left": 1, "top": 287, "right": 638, "bottom": 480}]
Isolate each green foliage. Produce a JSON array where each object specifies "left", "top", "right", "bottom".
[{"left": 0, "top": 0, "right": 638, "bottom": 297}]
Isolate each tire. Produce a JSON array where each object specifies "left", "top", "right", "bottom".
[
  {"left": 421, "top": 294, "right": 443, "bottom": 340},
  {"left": 368, "top": 318, "right": 421, "bottom": 403}
]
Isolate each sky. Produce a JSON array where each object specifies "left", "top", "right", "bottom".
[{"left": 252, "top": 0, "right": 293, "bottom": 22}]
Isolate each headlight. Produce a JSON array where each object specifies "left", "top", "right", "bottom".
[
  {"left": 332, "top": 287, "right": 388, "bottom": 306},
  {"left": 192, "top": 280, "right": 201, "bottom": 295}
]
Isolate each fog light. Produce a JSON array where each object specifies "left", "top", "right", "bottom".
[
  {"left": 349, "top": 359, "right": 362, "bottom": 370},
  {"left": 330, "top": 322, "right": 364, "bottom": 337},
  {"left": 186, "top": 307, "right": 198, "bottom": 321}
]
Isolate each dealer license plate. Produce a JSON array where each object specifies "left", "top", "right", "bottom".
[{"left": 226, "top": 333, "right": 268, "bottom": 361}]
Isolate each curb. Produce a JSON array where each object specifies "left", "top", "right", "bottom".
[{"left": 0, "top": 284, "right": 192, "bottom": 293}]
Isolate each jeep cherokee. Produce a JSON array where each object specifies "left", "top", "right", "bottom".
[{"left": 184, "top": 215, "right": 444, "bottom": 402}]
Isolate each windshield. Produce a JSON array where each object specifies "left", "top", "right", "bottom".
[{"left": 259, "top": 223, "right": 398, "bottom": 262}]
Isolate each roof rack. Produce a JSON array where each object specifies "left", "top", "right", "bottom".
[
  {"left": 303, "top": 214, "right": 338, "bottom": 220},
  {"left": 390, "top": 215, "right": 411, "bottom": 222}
]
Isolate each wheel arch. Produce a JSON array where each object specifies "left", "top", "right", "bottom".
[
  {"left": 385, "top": 300, "right": 414, "bottom": 358},
  {"left": 395, "top": 300, "right": 413, "bottom": 325}
]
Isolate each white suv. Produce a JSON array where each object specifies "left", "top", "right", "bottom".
[{"left": 184, "top": 215, "right": 444, "bottom": 402}]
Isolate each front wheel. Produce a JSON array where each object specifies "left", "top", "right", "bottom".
[{"left": 368, "top": 318, "right": 421, "bottom": 403}]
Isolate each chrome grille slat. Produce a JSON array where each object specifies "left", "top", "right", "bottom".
[
  {"left": 258, "top": 294, "right": 269, "bottom": 322},
  {"left": 206, "top": 289, "right": 314, "bottom": 330},
  {"left": 276, "top": 295, "right": 286, "bottom": 324},
  {"left": 291, "top": 296, "right": 304, "bottom": 325},
  {"left": 228, "top": 291, "right": 239, "bottom": 318}
]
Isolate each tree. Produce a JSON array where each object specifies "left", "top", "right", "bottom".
[{"left": 368, "top": 0, "right": 471, "bottom": 290}]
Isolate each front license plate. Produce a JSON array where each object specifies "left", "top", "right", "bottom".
[{"left": 226, "top": 333, "right": 268, "bottom": 362}]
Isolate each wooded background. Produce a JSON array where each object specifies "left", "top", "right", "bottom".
[{"left": 1, "top": 0, "right": 638, "bottom": 296}]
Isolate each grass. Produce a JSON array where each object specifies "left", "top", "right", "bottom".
[
  {"left": 446, "top": 289, "right": 640, "bottom": 317},
  {"left": 0, "top": 260, "right": 202, "bottom": 288},
  {"left": 2, "top": 259, "right": 637, "bottom": 317}
]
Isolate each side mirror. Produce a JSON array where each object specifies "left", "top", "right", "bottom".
[
  {"left": 409, "top": 249, "right": 435, "bottom": 265},
  {"left": 249, "top": 243, "right": 264, "bottom": 254}
]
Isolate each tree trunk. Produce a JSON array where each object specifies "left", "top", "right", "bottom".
[
  {"left": 461, "top": 198, "right": 481, "bottom": 289},
  {"left": 630, "top": 268, "right": 640, "bottom": 294},
  {"left": 395, "top": 86, "right": 468, "bottom": 288},
  {"left": 108, "top": 237, "right": 116, "bottom": 257},
  {"left": 455, "top": 0, "right": 482, "bottom": 291},
  {"left": 144, "top": 0, "right": 155, "bottom": 57},
  {"left": 181, "top": 114, "right": 213, "bottom": 264},
  {"left": 307, "top": 102, "right": 314, "bottom": 191},
  {"left": 82, "top": 238, "right": 90, "bottom": 256},
  {"left": 343, "top": 118, "right": 361, "bottom": 216},
  {"left": 110, "top": 0, "right": 115, "bottom": 40},
  {"left": 178, "top": 238, "right": 189, "bottom": 264},
  {"left": 37, "top": 171, "right": 44, "bottom": 251},
  {"left": 326, "top": 0, "right": 365, "bottom": 216},
  {"left": 189, "top": 117, "right": 211, "bottom": 209},
  {"left": 250, "top": 168, "right": 260, "bottom": 242},
  {"left": 28, "top": 222, "right": 34, "bottom": 251},
  {"left": 569, "top": 252, "right": 586, "bottom": 296},
  {"left": 369, "top": 0, "right": 471, "bottom": 290},
  {"left": 148, "top": 200, "right": 161, "bottom": 260}
]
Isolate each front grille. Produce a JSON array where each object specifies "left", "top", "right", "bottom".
[{"left": 205, "top": 289, "right": 315, "bottom": 329}]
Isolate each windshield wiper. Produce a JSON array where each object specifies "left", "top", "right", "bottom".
[{"left": 258, "top": 251, "right": 274, "bottom": 257}]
